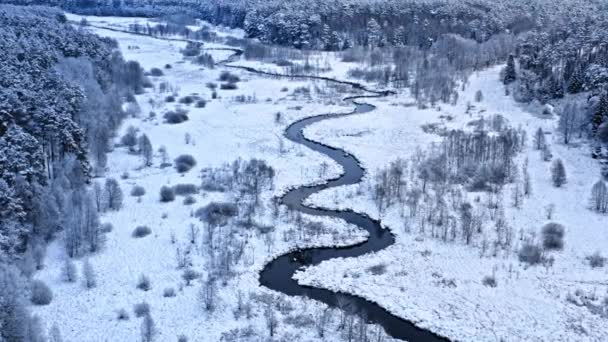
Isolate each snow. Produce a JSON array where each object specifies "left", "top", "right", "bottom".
[
  {"left": 296, "top": 66, "right": 608, "bottom": 341},
  {"left": 31, "top": 16, "right": 383, "bottom": 342},
  {"left": 32, "top": 14, "right": 608, "bottom": 342}
]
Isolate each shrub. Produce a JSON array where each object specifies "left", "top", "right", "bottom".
[
  {"left": 163, "top": 287, "right": 176, "bottom": 298},
  {"left": 551, "top": 159, "right": 567, "bottom": 187},
  {"left": 133, "top": 302, "right": 150, "bottom": 317},
  {"left": 219, "top": 71, "right": 240, "bottom": 83},
  {"left": 206, "top": 82, "right": 217, "bottom": 90},
  {"left": 541, "top": 222, "right": 565, "bottom": 250},
  {"left": 366, "top": 264, "right": 387, "bottom": 275},
  {"left": 182, "top": 268, "right": 201, "bottom": 286},
  {"left": 117, "top": 308, "right": 130, "bottom": 320},
  {"left": 120, "top": 126, "right": 138, "bottom": 148},
  {"left": 183, "top": 196, "right": 197, "bottom": 205},
  {"left": 62, "top": 258, "right": 77, "bottom": 283},
  {"left": 518, "top": 243, "right": 543, "bottom": 265},
  {"left": 100, "top": 222, "right": 114, "bottom": 233},
  {"left": 182, "top": 42, "right": 202, "bottom": 57},
  {"left": 165, "top": 95, "right": 176, "bottom": 103},
  {"left": 136, "top": 274, "right": 151, "bottom": 291},
  {"left": 165, "top": 64, "right": 172, "bottom": 69},
  {"left": 195, "top": 99, "right": 207, "bottom": 108},
  {"left": 30, "top": 280, "right": 53, "bottom": 305},
  {"left": 586, "top": 252, "right": 606, "bottom": 268},
  {"left": 150, "top": 68, "right": 164, "bottom": 77},
  {"left": 482, "top": 275, "right": 497, "bottom": 287},
  {"left": 178, "top": 335, "right": 188, "bottom": 342},
  {"left": 164, "top": 109, "right": 189, "bottom": 124},
  {"left": 173, "top": 184, "right": 199, "bottom": 196},
  {"left": 131, "top": 185, "right": 146, "bottom": 197},
  {"left": 132, "top": 226, "right": 152, "bottom": 238},
  {"left": 220, "top": 82, "right": 238, "bottom": 90},
  {"left": 160, "top": 186, "right": 176, "bottom": 202},
  {"left": 179, "top": 95, "right": 196, "bottom": 105},
  {"left": 174, "top": 155, "right": 197, "bottom": 173}
]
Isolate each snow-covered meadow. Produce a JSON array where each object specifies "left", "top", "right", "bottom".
[{"left": 30, "top": 13, "right": 608, "bottom": 342}]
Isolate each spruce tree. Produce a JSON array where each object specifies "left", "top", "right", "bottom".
[{"left": 503, "top": 54, "right": 517, "bottom": 84}]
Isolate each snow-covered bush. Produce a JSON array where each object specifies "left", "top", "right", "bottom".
[
  {"left": 174, "top": 154, "right": 197, "bottom": 173},
  {"left": 179, "top": 95, "right": 196, "bottom": 105},
  {"left": 163, "top": 287, "right": 176, "bottom": 298},
  {"left": 551, "top": 159, "right": 567, "bottom": 187},
  {"left": 173, "top": 183, "right": 199, "bottom": 196},
  {"left": 100, "top": 223, "right": 114, "bottom": 233},
  {"left": 160, "top": 186, "right": 176, "bottom": 202},
  {"left": 518, "top": 243, "right": 543, "bottom": 265},
  {"left": 219, "top": 71, "right": 240, "bottom": 83},
  {"left": 62, "top": 259, "right": 77, "bottom": 283},
  {"left": 83, "top": 258, "right": 97, "bottom": 289},
  {"left": 136, "top": 274, "right": 152, "bottom": 291},
  {"left": 131, "top": 185, "right": 146, "bottom": 197},
  {"left": 164, "top": 109, "right": 189, "bottom": 124},
  {"left": 542, "top": 223, "right": 565, "bottom": 250},
  {"left": 117, "top": 308, "right": 130, "bottom": 320},
  {"left": 132, "top": 226, "right": 152, "bottom": 238},
  {"left": 30, "top": 280, "right": 53, "bottom": 305},
  {"left": 182, "top": 268, "right": 201, "bottom": 286},
  {"left": 183, "top": 196, "right": 197, "bottom": 205},
  {"left": 195, "top": 99, "right": 207, "bottom": 108},
  {"left": 366, "top": 264, "right": 387, "bottom": 275},
  {"left": 220, "top": 82, "right": 238, "bottom": 90},
  {"left": 482, "top": 275, "right": 497, "bottom": 287},
  {"left": 165, "top": 95, "right": 176, "bottom": 102},
  {"left": 134, "top": 302, "right": 150, "bottom": 317},
  {"left": 149, "top": 68, "right": 164, "bottom": 77},
  {"left": 586, "top": 252, "right": 606, "bottom": 268}
]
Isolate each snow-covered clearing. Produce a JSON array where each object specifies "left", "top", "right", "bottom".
[
  {"left": 32, "top": 14, "right": 608, "bottom": 342},
  {"left": 298, "top": 66, "right": 608, "bottom": 341},
  {"left": 31, "top": 15, "right": 388, "bottom": 342}
]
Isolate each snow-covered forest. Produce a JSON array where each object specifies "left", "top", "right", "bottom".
[{"left": 1, "top": 1, "right": 608, "bottom": 341}]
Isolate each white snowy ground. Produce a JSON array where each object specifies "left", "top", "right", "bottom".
[
  {"left": 31, "top": 17, "right": 395, "bottom": 342},
  {"left": 35, "top": 14, "right": 608, "bottom": 342},
  {"left": 297, "top": 67, "right": 608, "bottom": 341}
]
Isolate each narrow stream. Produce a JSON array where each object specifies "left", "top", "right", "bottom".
[
  {"left": 83, "top": 24, "right": 448, "bottom": 340},
  {"left": 257, "top": 96, "right": 450, "bottom": 341}
]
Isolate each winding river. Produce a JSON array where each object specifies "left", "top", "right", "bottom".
[{"left": 83, "top": 23, "right": 449, "bottom": 341}]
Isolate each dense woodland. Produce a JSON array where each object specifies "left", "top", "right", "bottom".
[
  {"left": 9, "top": 0, "right": 608, "bottom": 149},
  {"left": 0, "top": 5, "right": 148, "bottom": 340}
]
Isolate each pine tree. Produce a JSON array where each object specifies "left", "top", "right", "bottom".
[
  {"left": 503, "top": 54, "right": 517, "bottom": 84},
  {"left": 366, "top": 19, "right": 382, "bottom": 48},
  {"left": 551, "top": 159, "right": 567, "bottom": 187},
  {"left": 567, "top": 66, "right": 584, "bottom": 93},
  {"left": 393, "top": 25, "right": 406, "bottom": 46},
  {"left": 534, "top": 127, "right": 546, "bottom": 150},
  {"left": 592, "top": 90, "right": 608, "bottom": 133}
]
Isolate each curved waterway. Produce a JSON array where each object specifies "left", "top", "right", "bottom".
[{"left": 81, "top": 24, "right": 448, "bottom": 340}]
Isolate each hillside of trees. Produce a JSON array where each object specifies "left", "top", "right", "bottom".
[{"left": 0, "top": 5, "right": 148, "bottom": 339}]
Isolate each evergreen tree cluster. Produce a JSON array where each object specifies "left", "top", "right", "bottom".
[{"left": 0, "top": 5, "right": 138, "bottom": 261}]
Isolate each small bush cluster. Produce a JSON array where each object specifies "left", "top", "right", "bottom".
[
  {"left": 183, "top": 196, "right": 197, "bottom": 205},
  {"left": 132, "top": 226, "right": 152, "bottom": 238},
  {"left": 163, "top": 287, "right": 176, "bottom": 298},
  {"left": 165, "top": 95, "right": 176, "bottom": 103},
  {"left": 130, "top": 185, "right": 146, "bottom": 197},
  {"left": 160, "top": 186, "right": 176, "bottom": 202},
  {"left": 30, "top": 280, "right": 53, "bottom": 305},
  {"left": 482, "top": 275, "right": 497, "bottom": 287},
  {"left": 136, "top": 274, "right": 152, "bottom": 291},
  {"left": 586, "top": 252, "right": 606, "bottom": 268},
  {"left": 220, "top": 82, "right": 238, "bottom": 90},
  {"left": 134, "top": 302, "right": 150, "bottom": 317},
  {"left": 542, "top": 223, "right": 565, "bottom": 250},
  {"left": 164, "top": 109, "right": 189, "bottom": 124},
  {"left": 173, "top": 183, "right": 199, "bottom": 196},
  {"left": 117, "top": 308, "right": 130, "bottom": 320},
  {"left": 174, "top": 154, "right": 197, "bottom": 173},
  {"left": 195, "top": 99, "right": 207, "bottom": 108},
  {"left": 149, "top": 68, "right": 164, "bottom": 77},
  {"left": 518, "top": 243, "right": 543, "bottom": 265},
  {"left": 219, "top": 71, "right": 240, "bottom": 83}
]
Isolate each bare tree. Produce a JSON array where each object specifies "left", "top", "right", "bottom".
[
  {"left": 590, "top": 180, "right": 608, "bottom": 213},
  {"left": 558, "top": 102, "right": 580, "bottom": 144}
]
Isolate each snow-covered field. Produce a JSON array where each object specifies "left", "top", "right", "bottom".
[
  {"left": 32, "top": 15, "right": 386, "bottom": 342},
  {"left": 298, "top": 67, "right": 608, "bottom": 341},
  {"left": 33, "top": 14, "right": 608, "bottom": 342}
]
